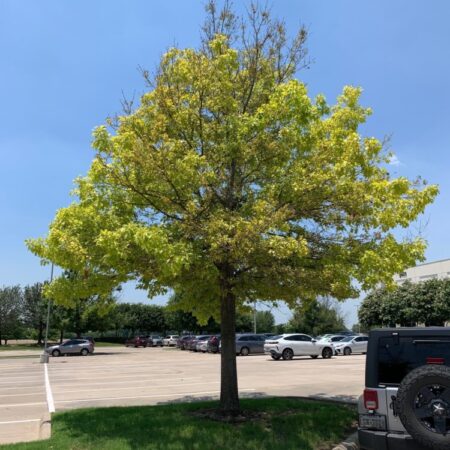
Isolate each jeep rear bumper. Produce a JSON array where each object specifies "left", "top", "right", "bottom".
[{"left": 358, "top": 430, "right": 427, "bottom": 450}]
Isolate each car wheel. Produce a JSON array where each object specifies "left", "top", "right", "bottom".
[
  {"left": 310, "top": 355, "right": 319, "bottom": 359},
  {"left": 240, "top": 347, "right": 250, "bottom": 356},
  {"left": 322, "top": 347, "right": 333, "bottom": 359},
  {"left": 396, "top": 365, "right": 450, "bottom": 450},
  {"left": 282, "top": 348, "right": 294, "bottom": 361},
  {"left": 52, "top": 349, "right": 60, "bottom": 357},
  {"left": 271, "top": 354, "right": 281, "bottom": 361},
  {"left": 80, "top": 348, "right": 89, "bottom": 356},
  {"left": 343, "top": 347, "right": 352, "bottom": 356}
]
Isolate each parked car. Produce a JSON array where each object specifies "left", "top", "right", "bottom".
[
  {"left": 264, "top": 333, "right": 333, "bottom": 360},
  {"left": 359, "top": 327, "right": 450, "bottom": 450},
  {"left": 187, "top": 335, "right": 210, "bottom": 351},
  {"left": 234, "top": 333, "right": 267, "bottom": 356},
  {"left": 46, "top": 339, "right": 94, "bottom": 357},
  {"left": 163, "top": 335, "right": 179, "bottom": 346},
  {"left": 207, "top": 335, "right": 221, "bottom": 353},
  {"left": 82, "top": 336, "right": 96, "bottom": 345},
  {"left": 195, "top": 335, "right": 212, "bottom": 352},
  {"left": 125, "top": 336, "right": 148, "bottom": 348},
  {"left": 147, "top": 335, "right": 163, "bottom": 347},
  {"left": 334, "top": 335, "right": 368, "bottom": 355},
  {"left": 318, "top": 334, "right": 349, "bottom": 344},
  {"left": 177, "top": 335, "right": 193, "bottom": 350}
]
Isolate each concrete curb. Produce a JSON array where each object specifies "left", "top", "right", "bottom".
[
  {"left": 332, "top": 431, "right": 358, "bottom": 450},
  {"left": 39, "top": 413, "right": 51, "bottom": 440}
]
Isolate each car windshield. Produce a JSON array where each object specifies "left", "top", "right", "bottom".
[{"left": 341, "top": 336, "right": 354, "bottom": 342}]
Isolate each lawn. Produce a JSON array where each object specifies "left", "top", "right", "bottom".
[
  {"left": 0, "top": 344, "right": 42, "bottom": 351},
  {"left": 1, "top": 398, "right": 356, "bottom": 450}
]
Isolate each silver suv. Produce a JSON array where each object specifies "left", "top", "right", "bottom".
[
  {"left": 46, "top": 339, "right": 94, "bottom": 357},
  {"left": 359, "top": 327, "right": 450, "bottom": 450}
]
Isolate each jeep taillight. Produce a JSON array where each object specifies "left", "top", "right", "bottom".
[
  {"left": 364, "top": 389, "right": 379, "bottom": 411},
  {"left": 427, "top": 357, "right": 444, "bottom": 365}
]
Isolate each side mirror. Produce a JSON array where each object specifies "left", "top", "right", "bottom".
[{"left": 311, "top": 339, "right": 317, "bottom": 343}]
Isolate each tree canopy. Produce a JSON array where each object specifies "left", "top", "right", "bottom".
[
  {"left": 286, "top": 297, "right": 346, "bottom": 336},
  {"left": 359, "top": 279, "right": 450, "bottom": 328},
  {"left": 27, "top": 1, "right": 437, "bottom": 413}
]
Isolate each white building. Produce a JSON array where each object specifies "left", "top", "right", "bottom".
[{"left": 394, "top": 258, "right": 450, "bottom": 285}]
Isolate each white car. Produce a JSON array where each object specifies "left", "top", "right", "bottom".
[
  {"left": 334, "top": 335, "right": 368, "bottom": 355},
  {"left": 163, "top": 335, "right": 179, "bottom": 346},
  {"left": 264, "top": 333, "right": 334, "bottom": 360}
]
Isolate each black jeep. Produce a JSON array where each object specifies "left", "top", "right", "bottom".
[{"left": 359, "top": 327, "right": 450, "bottom": 450}]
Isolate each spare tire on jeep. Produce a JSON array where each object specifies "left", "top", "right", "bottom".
[{"left": 396, "top": 365, "right": 450, "bottom": 450}]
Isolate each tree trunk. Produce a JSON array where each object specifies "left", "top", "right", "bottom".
[
  {"left": 59, "top": 329, "right": 64, "bottom": 344},
  {"left": 220, "top": 289, "right": 240, "bottom": 415},
  {"left": 37, "top": 322, "right": 44, "bottom": 345}
]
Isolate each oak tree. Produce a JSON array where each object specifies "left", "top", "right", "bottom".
[{"left": 28, "top": 2, "right": 437, "bottom": 413}]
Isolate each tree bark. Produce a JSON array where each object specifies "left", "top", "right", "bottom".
[
  {"left": 37, "top": 322, "right": 44, "bottom": 345},
  {"left": 219, "top": 288, "right": 240, "bottom": 415}
]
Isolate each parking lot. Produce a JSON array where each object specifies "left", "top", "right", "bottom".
[{"left": 0, "top": 347, "right": 365, "bottom": 444}]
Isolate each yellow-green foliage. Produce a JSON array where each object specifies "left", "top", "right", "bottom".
[{"left": 27, "top": 36, "right": 437, "bottom": 321}]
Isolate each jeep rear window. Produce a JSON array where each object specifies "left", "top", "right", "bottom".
[{"left": 378, "top": 336, "right": 450, "bottom": 385}]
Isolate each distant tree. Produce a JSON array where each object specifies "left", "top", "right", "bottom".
[
  {"left": 22, "top": 283, "right": 47, "bottom": 345},
  {"left": 135, "top": 304, "right": 166, "bottom": 333},
  {"left": 255, "top": 310, "right": 275, "bottom": 333},
  {"left": 359, "top": 279, "right": 450, "bottom": 328},
  {"left": 287, "top": 297, "right": 346, "bottom": 336},
  {"left": 0, "top": 286, "right": 23, "bottom": 345},
  {"left": 274, "top": 323, "right": 287, "bottom": 334}
]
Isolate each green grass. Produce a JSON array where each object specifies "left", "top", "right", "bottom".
[
  {"left": 93, "top": 342, "right": 123, "bottom": 347},
  {"left": 0, "top": 398, "right": 356, "bottom": 450},
  {"left": 0, "top": 344, "right": 42, "bottom": 351}
]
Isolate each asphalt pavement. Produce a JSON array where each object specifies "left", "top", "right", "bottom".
[{"left": 0, "top": 346, "right": 365, "bottom": 444}]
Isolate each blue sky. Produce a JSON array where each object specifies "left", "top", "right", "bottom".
[{"left": 1, "top": 1, "right": 449, "bottom": 327}]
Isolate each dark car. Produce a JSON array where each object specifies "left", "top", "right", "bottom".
[
  {"left": 207, "top": 335, "right": 221, "bottom": 353},
  {"left": 359, "top": 327, "right": 450, "bottom": 450},
  {"left": 125, "top": 336, "right": 148, "bottom": 348},
  {"left": 234, "top": 333, "right": 267, "bottom": 356},
  {"left": 177, "top": 335, "right": 194, "bottom": 350}
]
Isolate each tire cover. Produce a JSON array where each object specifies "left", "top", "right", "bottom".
[{"left": 396, "top": 365, "right": 450, "bottom": 450}]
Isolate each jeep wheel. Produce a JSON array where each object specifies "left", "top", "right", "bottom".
[
  {"left": 322, "top": 347, "right": 333, "bottom": 359},
  {"left": 343, "top": 347, "right": 352, "bottom": 356},
  {"left": 271, "top": 354, "right": 281, "bottom": 361},
  {"left": 282, "top": 348, "right": 294, "bottom": 360},
  {"left": 396, "top": 365, "right": 450, "bottom": 450}
]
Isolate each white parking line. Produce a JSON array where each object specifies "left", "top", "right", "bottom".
[
  {"left": 44, "top": 364, "right": 55, "bottom": 413},
  {"left": 51, "top": 381, "right": 220, "bottom": 396},
  {"left": 50, "top": 377, "right": 203, "bottom": 389},
  {"left": 0, "top": 419, "right": 41, "bottom": 425},
  {"left": 55, "top": 388, "right": 256, "bottom": 405},
  {"left": 0, "top": 402, "right": 47, "bottom": 408}
]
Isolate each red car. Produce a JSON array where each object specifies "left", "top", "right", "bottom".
[{"left": 125, "top": 336, "right": 148, "bottom": 348}]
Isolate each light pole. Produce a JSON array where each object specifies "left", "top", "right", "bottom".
[{"left": 40, "top": 263, "right": 54, "bottom": 364}]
